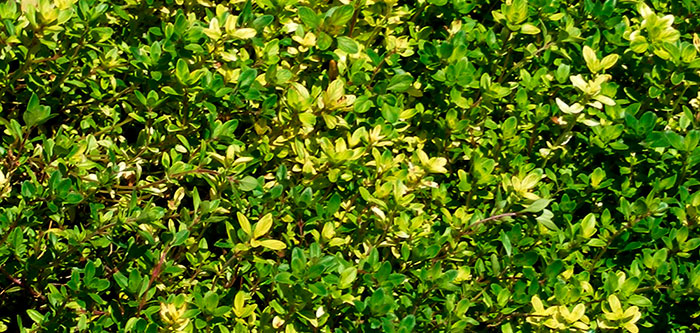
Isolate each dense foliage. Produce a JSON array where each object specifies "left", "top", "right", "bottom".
[{"left": 2, "top": 0, "right": 700, "bottom": 331}]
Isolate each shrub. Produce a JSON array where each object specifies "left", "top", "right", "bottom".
[{"left": 1, "top": 0, "right": 700, "bottom": 331}]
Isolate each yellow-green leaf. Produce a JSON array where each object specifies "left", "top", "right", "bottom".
[
  {"left": 224, "top": 15, "right": 237, "bottom": 34},
  {"left": 254, "top": 213, "right": 273, "bottom": 239},
  {"left": 600, "top": 54, "right": 619, "bottom": 70},
  {"left": 299, "top": 112, "right": 316, "bottom": 128},
  {"left": 520, "top": 23, "right": 540, "bottom": 35},
  {"left": 581, "top": 213, "right": 597, "bottom": 238},
  {"left": 622, "top": 305, "right": 641, "bottom": 322},
  {"left": 629, "top": 34, "right": 648, "bottom": 53},
  {"left": 568, "top": 304, "right": 586, "bottom": 322},
  {"left": 324, "top": 79, "right": 345, "bottom": 104},
  {"left": 322, "top": 222, "right": 335, "bottom": 239},
  {"left": 623, "top": 322, "right": 639, "bottom": 333},
  {"left": 232, "top": 28, "right": 257, "bottom": 39},
  {"left": 429, "top": 157, "right": 448, "bottom": 173},
  {"left": 417, "top": 150, "right": 430, "bottom": 166},
  {"left": 556, "top": 98, "right": 584, "bottom": 114},
  {"left": 590, "top": 167, "right": 605, "bottom": 188},
  {"left": 258, "top": 239, "right": 287, "bottom": 250},
  {"left": 203, "top": 17, "right": 222, "bottom": 40},
  {"left": 233, "top": 291, "right": 246, "bottom": 316},
  {"left": 569, "top": 75, "right": 587, "bottom": 91},
  {"left": 606, "top": 294, "right": 623, "bottom": 317},
  {"left": 531, "top": 295, "right": 545, "bottom": 313},
  {"left": 583, "top": 45, "right": 599, "bottom": 72},
  {"left": 520, "top": 170, "right": 541, "bottom": 190},
  {"left": 237, "top": 212, "right": 252, "bottom": 236}
]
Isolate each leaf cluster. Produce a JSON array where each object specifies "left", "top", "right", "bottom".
[{"left": 1, "top": 0, "right": 700, "bottom": 332}]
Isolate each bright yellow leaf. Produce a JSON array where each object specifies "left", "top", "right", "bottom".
[
  {"left": 237, "top": 212, "right": 252, "bottom": 236},
  {"left": 254, "top": 213, "right": 273, "bottom": 239}
]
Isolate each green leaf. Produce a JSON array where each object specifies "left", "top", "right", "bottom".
[
  {"left": 113, "top": 271, "right": 128, "bottom": 290},
  {"left": 9, "top": 226, "right": 23, "bottom": 251},
  {"left": 65, "top": 192, "right": 84, "bottom": 204},
  {"left": 354, "top": 95, "right": 374, "bottom": 113},
  {"left": 291, "top": 247, "right": 307, "bottom": 275},
  {"left": 134, "top": 90, "right": 147, "bottom": 106},
  {"left": 327, "top": 193, "right": 342, "bottom": 216},
  {"left": 500, "top": 231, "right": 512, "bottom": 256},
  {"left": 203, "top": 291, "right": 219, "bottom": 313},
  {"left": 553, "top": 64, "right": 571, "bottom": 85},
  {"left": 399, "top": 315, "right": 416, "bottom": 331},
  {"left": 175, "top": 58, "right": 190, "bottom": 84},
  {"left": 298, "top": 187, "right": 313, "bottom": 205},
  {"left": 329, "top": 5, "right": 354, "bottom": 26},
  {"left": 387, "top": 73, "right": 413, "bottom": 92},
  {"left": 339, "top": 267, "right": 357, "bottom": 289},
  {"left": 681, "top": 238, "right": 700, "bottom": 252},
  {"left": 665, "top": 131, "right": 684, "bottom": 150},
  {"left": 587, "top": 238, "right": 607, "bottom": 247},
  {"left": 590, "top": 167, "right": 605, "bottom": 188},
  {"left": 253, "top": 15, "right": 273, "bottom": 30},
  {"left": 23, "top": 93, "right": 51, "bottom": 127},
  {"left": 652, "top": 248, "right": 668, "bottom": 268},
  {"left": 501, "top": 116, "right": 518, "bottom": 138},
  {"left": 545, "top": 260, "right": 564, "bottom": 280},
  {"left": 317, "top": 31, "right": 333, "bottom": 50},
  {"left": 239, "top": 176, "right": 259, "bottom": 191},
  {"left": 84, "top": 260, "right": 95, "bottom": 282},
  {"left": 298, "top": 112, "right": 316, "bottom": 127},
  {"left": 629, "top": 35, "right": 648, "bottom": 53},
  {"left": 26, "top": 309, "right": 44, "bottom": 324},
  {"left": 536, "top": 210, "right": 558, "bottom": 231},
  {"left": 501, "top": 322, "right": 513, "bottom": 333},
  {"left": 298, "top": 7, "right": 320, "bottom": 29},
  {"left": 233, "top": 291, "right": 246, "bottom": 316},
  {"left": 337, "top": 36, "right": 359, "bottom": 54},
  {"left": 521, "top": 199, "right": 552, "bottom": 213},
  {"left": 21, "top": 181, "right": 36, "bottom": 197},
  {"left": 627, "top": 295, "right": 653, "bottom": 307},
  {"left": 238, "top": 68, "right": 257, "bottom": 90},
  {"left": 90, "top": 279, "right": 111, "bottom": 291},
  {"left": 685, "top": 130, "right": 700, "bottom": 151},
  {"left": 308, "top": 282, "right": 328, "bottom": 296},
  {"left": 172, "top": 230, "right": 189, "bottom": 246},
  {"left": 428, "top": 0, "right": 448, "bottom": 5},
  {"left": 580, "top": 213, "right": 597, "bottom": 238}
]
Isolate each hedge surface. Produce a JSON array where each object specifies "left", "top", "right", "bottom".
[{"left": 1, "top": 0, "right": 700, "bottom": 331}]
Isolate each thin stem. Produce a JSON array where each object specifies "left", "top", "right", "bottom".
[
  {"left": 112, "top": 168, "right": 220, "bottom": 191},
  {"left": 587, "top": 212, "right": 652, "bottom": 273},
  {"left": 347, "top": 2, "right": 361, "bottom": 37},
  {"left": 0, "top": 266, "right": 46, "bottom": 301},
  {"left": 670, "top": 85, "right": 689, "bottom": 114},
  {"left": 366, "top": 50, "right": 395, "bottom": 91},
  {"left": 464, "top": 212, "right": 520, "bottom": 236},
  {"left": 409, "top": 2, "right": 428, "bottom": 24},
  {"left": 137, "top": 245, "right": 171, "bottom": 315},
  {"left": 498, "top": 42, "right": 555, "bottom": 85},
  {"left": 61, "top": 85, "right": 136, "bottom": 114}
]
